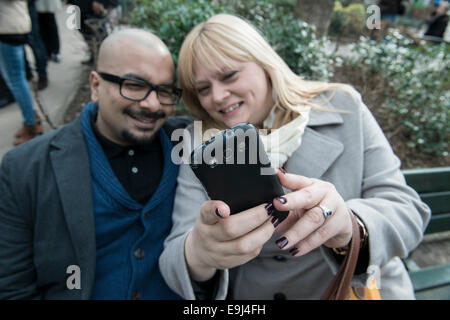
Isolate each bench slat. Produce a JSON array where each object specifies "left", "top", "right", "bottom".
[
  {"left": 419, "top": 192, "right": 450, "bottom": 215},
  {"left": 415, "top": 284, "right": 450, "bottom": 300},
  {"left": 409, "top": 264, "right": 450, "bottom": 292},
  {"left": 425, "top": 213, "right": 450, "bottom": 234},
  {"left": 403, "top": 167, "right": 450, "bottom": 193}
]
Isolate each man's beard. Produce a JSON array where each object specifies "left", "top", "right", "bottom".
[{"left": 121, "top": 107, "right": 167, "bottom": 146}]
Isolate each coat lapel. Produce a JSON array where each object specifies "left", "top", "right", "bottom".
[
  {"left": 49, "top": 118, "right": 96, "bottom": 299},
  {"left": 286, "top": 108, "right": 344, "bottom": 179}
]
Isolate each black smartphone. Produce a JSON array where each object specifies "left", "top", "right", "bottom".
[{"left": 190, "top": 123, "right": 289, "bottom": 222}]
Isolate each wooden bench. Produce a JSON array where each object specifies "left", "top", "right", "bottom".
[{"left": 402, "top": 167, "right": 450, "bottom": 300}]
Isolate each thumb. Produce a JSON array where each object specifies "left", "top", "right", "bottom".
[
  {"left": 276, "top": 169, "right": 314, "bottom": 191},
  {"left": 199, "top": 200, "right": 230, "bottom": 225}
]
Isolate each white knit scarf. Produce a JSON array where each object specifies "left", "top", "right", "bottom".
[{"left": 259, "top": 106, "right": 310, "bottom": 168}]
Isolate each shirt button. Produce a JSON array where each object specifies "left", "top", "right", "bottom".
[
  {"left": 273, "top": 292, "right": 286, "bottom": 300},
  {"left": 131, "top": 291, "right": 141, "bottom": 300},
  {"left": 134, "top": 248, "right": 145, "bottom": 259},
  {"left": 128, "top": 149, "right": 135, "bottom": 156},
  {"left": 131, "top": 166, "right": 138, "bottom": 174},
  {"left": 273, "top": 255, "right": 287, "bottom": 262}
]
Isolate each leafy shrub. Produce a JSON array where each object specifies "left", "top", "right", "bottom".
[
  {"left": 329, "top": 1, "right": 366, "bottom": 39},
  {"left": 130, "top": 0, "right": 231, "bottom": 66},
  {"left": 341, "top": 30, "right": 449, "bottom": 156},
  {"left": 130, "top": 0, "right": 334, "bottom": 81},
  {"left": 231, "top": 0, "right": 334, "bottom": 81}
]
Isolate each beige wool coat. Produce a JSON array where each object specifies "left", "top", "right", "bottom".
[
  {"left": 0, "top": 0, "right": 31, "bottom": 35},
  {"left": 159, "top": 87, "right": 431, "bottom": 300}
]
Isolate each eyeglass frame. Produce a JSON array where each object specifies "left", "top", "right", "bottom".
[{"left": 97, "top": 72, "right": 182, "bottom": 106}]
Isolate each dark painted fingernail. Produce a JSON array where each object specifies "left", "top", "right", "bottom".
[
  {"left": 289, "top": 247, "right": 299, "bottom": 256},
  {"left": 279, "top": 167, "right": 286, "bottom": 174},
  {"left": 275, "top": 236, "right": 289, "bottom": 249},
  {"left": 271, "top": 216, "right": 279, "bottom": 228},
  {"left": 215, "top": 208, "right": 224, "bottom": 218},
  {"left": 276, "top": 196, "right": 287, "bottom": 204},
  {"left": 265, "top": 203, "right": 274, "bottom": 215}
]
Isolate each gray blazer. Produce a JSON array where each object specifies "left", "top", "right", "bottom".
[
  {"left": 0, "top": 115, "right": 191, "bottom": 299},
  {"left": 159, "top": 88, "right": 431, "bottom": 300},
  {"left": 0, "top": 118, "right": 96, "bottom": 299}
]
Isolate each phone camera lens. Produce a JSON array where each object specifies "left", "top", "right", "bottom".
[
  {"left": 225, "top": 130, "right": 234, "bottom": 138},
  {"left": 238, "top": 141, "right": 246, "bottom": 152},
  {"left": 208, "top": 157, "right": 218, "bottom": 168}
]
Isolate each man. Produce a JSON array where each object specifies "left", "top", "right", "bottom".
[{"left": 0, "top": 28, "right": 189, "bottom": 299}]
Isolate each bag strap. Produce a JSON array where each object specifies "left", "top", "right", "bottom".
[{"left": 321, "top": 213, "right": 361, "bottom": 300}]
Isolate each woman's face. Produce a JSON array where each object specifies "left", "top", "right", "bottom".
[{"left": 193, "top": 59, "right": 275, "bottom": 128}]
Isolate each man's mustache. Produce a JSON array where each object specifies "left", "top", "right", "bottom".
[{"left": 123, "top": 108, "right": 166, "bottom": 120}]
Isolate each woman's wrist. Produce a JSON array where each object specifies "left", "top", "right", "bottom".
[
  {"left": 332, "top": 212, "right": 368, "bottom": 256},
  {"left": 185, "top": 231, "right": 217, "bottom": 281}
]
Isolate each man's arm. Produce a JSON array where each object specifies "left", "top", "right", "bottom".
[{"left": 0, "top": 153, "right": 41, "bottom": 299}]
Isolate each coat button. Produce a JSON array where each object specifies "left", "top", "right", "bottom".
[
  {"left": 273, "top": 292, "right": 286, "bottom": 300},
  {"left": 134, "top": 248, "right": 145, "bottom": 259},
  {"left": 131, "top": 291, "right": 141, "bottom": 300},
  {"left": 273, "top": 255, "right": 287, "bottom": 262}
]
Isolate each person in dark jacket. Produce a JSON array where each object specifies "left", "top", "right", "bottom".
[
  {"left": 68, "top": 0, "right": 120, "bottom": 64},
  {"left": 0, "top": 28, "right": 189, "bottom": 300},
  {"left": 424, "top": 1, "right": 449, "bottom": 40},
  {"left": 379, "top": 0, "right": 405, "bottom": 23}
]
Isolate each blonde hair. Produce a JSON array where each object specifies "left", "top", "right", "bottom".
[{"left": 178, "top": 13, "right": 351, "bottom": 131}]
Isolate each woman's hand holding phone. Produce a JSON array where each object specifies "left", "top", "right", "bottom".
[
  {"left": 272, "top": 169, "right": 353, "bottom": 256},
  {"left": 184, "top": 200, "right": 278, "bottom": 282}
]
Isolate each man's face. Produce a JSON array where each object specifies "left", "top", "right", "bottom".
[{"left": 90, "top": 41, "right": 175, "bottom": 146}]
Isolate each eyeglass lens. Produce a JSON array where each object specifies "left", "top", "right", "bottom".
[{"left": 121, "top": 79, "right": 177, "bottom": 105}]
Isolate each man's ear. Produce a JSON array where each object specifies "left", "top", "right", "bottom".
[{"left": 90, "top": 71, "right": 100, "bottom": 103}]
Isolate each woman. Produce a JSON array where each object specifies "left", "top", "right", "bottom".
[
  {"left": 0, "top": 0, "right": 43, "bottom": 145},
  {"left": 159, "top": 14, "right": 430, "bottom": 300}
]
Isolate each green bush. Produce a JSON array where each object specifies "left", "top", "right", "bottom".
[
  {"left": 231, "top": 0, "right": 334, "bottom": 81},
  {"left": 130, "top": 0, "right": 231, "bottom": 66},
  {"left": 130, "top": 0, "right": 334, "bottom": 81},
  {"left": 329, "top": 1, "right": 366, "bottom": 38},
  {"left": 343, "top": 31, "right": 449, "bottom": 156}
]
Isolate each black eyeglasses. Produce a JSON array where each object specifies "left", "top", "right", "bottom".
[{"left": 98, "top": 72, "right": 182, "bottom": 106}]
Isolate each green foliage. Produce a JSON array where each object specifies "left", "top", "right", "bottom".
[
  {"left": 344, "top": 31, "right": 449, "bottom": 156},
  {"left": 130, "top": 0, "right": 231, "bottom": 66},
  {"left": 329, "top": 1, "right": 366, "bottom": 38},
  {"left": 130, "top": 0, "right": 334, "bottom": 81},
  {"left": 129, "top": 1, "right": 448, "bottom": 159},
  {"left": 231, "top": 0, "right": 334, "bottom": 81}
]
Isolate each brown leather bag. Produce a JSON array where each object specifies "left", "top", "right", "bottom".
[{"left": 321, "top": 213, "right": 361, "bottom": 300}]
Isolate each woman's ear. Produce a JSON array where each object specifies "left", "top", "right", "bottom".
[{"left": 89, "top": 71, "right": 100, "bottom": 103}]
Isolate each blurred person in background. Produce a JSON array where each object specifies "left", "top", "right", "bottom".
[
  {"left": 0, "top": 0, "right": 43, "bottom": 146},
  {"left": 36, "top": 0, "right": 63, "bottom": 63},
  {"left": 424, "top": 1, "right": 450, "bottom": 40},
  {"left": 68, "top": 0, "right": 121, "bottom": 64},
  {"left": 24, "top": 0, "right": 49, "bottom": 90}
]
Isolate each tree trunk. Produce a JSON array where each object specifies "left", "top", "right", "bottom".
[{"left": 294, "top": 0, "right": 336, "bottom": 37}]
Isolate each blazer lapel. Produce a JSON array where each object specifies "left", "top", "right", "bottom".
[
  {"left": 49, "top": 118, "right": 96, "bottom": 299},
  {"left": 286, "top": 109, "right": 344, "bottom": 179}
]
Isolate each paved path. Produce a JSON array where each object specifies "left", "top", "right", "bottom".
[{"left": 0, "top": 6, "right": 88, "bottom": 161}]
